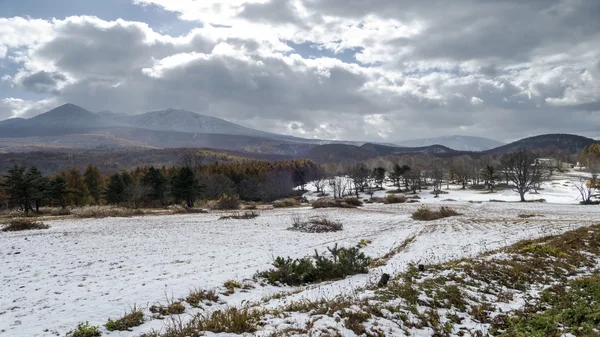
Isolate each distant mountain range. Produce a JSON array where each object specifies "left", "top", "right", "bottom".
[
  {"left": 0, "top": 104, "right": 597, "bottom": 160},
  {"left": 396, "top": 135, "right": 505, "bottom": 152}
]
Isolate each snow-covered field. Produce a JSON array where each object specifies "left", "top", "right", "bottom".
[{"left": 1, "top": 177, "right": 599, "bottom": 337}]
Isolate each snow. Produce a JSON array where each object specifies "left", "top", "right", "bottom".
[{"left": 1, "top": 179, "right": 599, "bottom": 337}]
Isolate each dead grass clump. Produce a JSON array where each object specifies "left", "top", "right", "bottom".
[
  {"left": 244, "top": 203, "right": 258, "bottom": 210},
  {"left": 219, "top": 211, "right": 259, "bottom": 220},
  {"left": 289, "top": 217, "right": 343, "bottom": 233},
  {"left": 311, "top": 198, "right": 357, "bottom": 209},
  {"left": 72, "top": 206, "right": 145, "bottom": 219},
  {"left": 189, "top": 307, "right": 262, "bottom": 334},
  {"left": 411, "top": 206, "right": 461, "bottom": 221},
  {"left": 1, "top": 218, "right": 49, "bottom": 232},
  {"left": 344, "top": 197, "right": 363, "bottom": 206},
  {"left": 383, "top": 195, "right": 407, "bottom": 204},
  {"left": 273, "top": 198, "right": 301, "bottom": 208},
  {"left": 518, "top": 213, "right": 540, "bottom": 219},
  {"left": 169, "top": 205, "right": 208, "bottom": 214},
  {"left": 186, "top": 289, "right": 220, "bottom": 307},
  {"left": 105, "top": 305, "right": 144, "bottom": 331},
  {"left": 150, "top": 302, "right": 186, "bottom": 316},
  {"left": 214, "top": 195, "right": 241, "bottom": 210}
]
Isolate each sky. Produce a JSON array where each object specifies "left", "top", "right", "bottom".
[{"left": 0, "top": 0, "right": 599, "bottom": 142}]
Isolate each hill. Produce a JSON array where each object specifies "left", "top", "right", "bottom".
[
  {"left": 0, "top": 148, "right": 293, "bottom": 174},
  {"left": 396, "top": 135, "right": 505, "bottom": 151},
  {"left": 486, "top": 134, "right": 597, "bottom": 154}
]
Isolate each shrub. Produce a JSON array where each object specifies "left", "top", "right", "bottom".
[
  {"left": 289, "top": 217, "right": 343, "bottom": 233},
  {"left": 311, "top": 198, "right": 357, "bottom": 209},
  {"left": 215, "top": 194, "right": 241, "bottom": 210},
  {"left": 256, "top": 244, "right": 371, "bottom": 286},
  {"left": 71, "top": 206, "right": 145, "bottom": 219},
  {"left": 150, "top": 302, "right": 185, "bottom": 316},
  {"left": 1, "top": 219, "right": 49, "bottom": 232},
  {"left": 186, "top": 289, "right": 220, "bottom": 308},
  {"left": 105, "top": 306, "right": 144, "bottom": 331},
  {"left": 190, "top": 307, "right": 261, "bottom": 333},
  {"left": 411, "top": 206, "right": 461, "bottom": 221},
  {"left": 383, "top": 195, "right": 407, "bottom": 204},
  {"left": 344, "top": 197, "right": 363, "bottom": 206},
  {"left": 66, "top": 322, "right": 102, "bottom": 337},
  {"left": 273, "top": 198, "right": 301, "bottom": 208},
  {"left": 219, "top": 211, "right": 259, "bottom": 220}
]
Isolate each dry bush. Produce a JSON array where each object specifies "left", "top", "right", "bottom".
[
  {"left": 273, "top": 198, "right": 301, "bottom": 208},
  {"left": 383, "top": 195, "right": 407, "bottom": 204},
  {"left": 219, "top": 211, "right": 259, "bottom": 220},
  {"left": 289, "top": 217, "right": 343, "bottom": 233},
  {"left": 1, "top": 218, "right": 49, "bottom": 232},
  {"left": 411, "top": 206, "right": 461, "bottom": 221},
  {"left": 214, "top": 195, "right": 241, "bottom": 210},
  {"left": 311, "top": 198, "right": 357, "bottom": 209},
  {"left": 243, "top": 203, "right": 258, "bottom": 210},
  {"left": 71, "top": 206, "right": 145, "bottom": 219},
  {"left": 185, "top": 289, "right": 220, "bottom": 308},
  {"left": 168, "top": 205, "right": 208, "bottom": 214},
  {"left": 105, "top": 305, "right": 144, "bottom": 331},
  {"left": 343, "top": 197, "right": 363, "bottom": 206}
]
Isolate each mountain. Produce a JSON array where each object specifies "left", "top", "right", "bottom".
[
  {"left": 396, "top": 135, "right": 505, "bottom": 151},
  {"left": 486, "top": 134, "right": 597, "bottom": 154},
  {"left": 305, "top": 143, "right": 459, "bottom": 163}
]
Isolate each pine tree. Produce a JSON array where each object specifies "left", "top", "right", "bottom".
[
  {"left": 26, "top": 166, "right": 49, "bottom": 213},
  {"left": 105, "top": 173, "right": 126, "bottom": 205},
  {"left": 142, "top": 167, "right": 167, "bottom": 205},
  {"left": 65, "top": 168, "right": 90, "bottom": 206},
  {"left": 171, "top": 166, "right": 201, "bottom": 207},
  {"left": 84, "top": 165, "right": 103, "bottom": 205},
  {"left": 50, "top": 175, "right": 68, "bottom": 209},
  {"left": 2, "top": 166, "right": 31, "bottom": 213}
]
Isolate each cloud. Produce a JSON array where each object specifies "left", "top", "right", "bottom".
[{"left": 0, "top": 1, "right": 599, "bottom": 142}]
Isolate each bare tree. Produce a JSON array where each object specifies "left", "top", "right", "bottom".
[
  {"left": 430, "top": 159, "right": 445, "bottom": 198},
  {"left": 501, "top": 149, "right": 545, "bottom": 202},
  {"left": 328, "top": 177, "right": 349, "bottom": 199},
  {"left": 573, "top": 158, "right": 599, "bottom": 204},
  {"left": 311, "top": 166, "right": 327, "bottom": 194},
  {"left": 451, "top": 156, "right": 472, "bottom": 189}
]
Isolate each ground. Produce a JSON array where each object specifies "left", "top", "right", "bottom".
[{"left": 1, "top": 175, "right": 599, "bottom": 337}]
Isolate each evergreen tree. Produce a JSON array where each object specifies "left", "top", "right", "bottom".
[
  {"left": 105, "top": 173, "right": 126, "bottom": 205},
  {"left": 142, "top": 167, "right": 167, "bottom": 205},
  {"left": 171, "top": 166, "right": 201, "bottom": 207},
  {"left": 65, "top": 168, "right": 90, "bottom": 206},
  {"left": 26, "top": 166, "right": 49, "bottom": 213},
  {"left": 49, "top": 175, "right": 68, "bottom": 209},
  {"left": 2, "top": 166, "right": 31, "bottom": 213},
  {"left": 84, "top": 165, "right": 103, "bottom": 205}
]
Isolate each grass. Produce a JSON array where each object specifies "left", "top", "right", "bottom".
[
  {"left": 214, "top": 194, "right": 241, "bottom": 210},
  {"left": 66, "top": 322, "right": 102, "bottom": 337},
  {"left": 382, "top": 195, "right": 407, "bottom": 204},
  {"left": 370, "top": 236, "right": 415, "bottom": 267},
  {"left": 411, "top": 206, "right": 461, "bottom": 221},
  {"left": 105, "top": 305, "right": 144, "bottom": 331},
  {"left": 189, "top": 307, "right": 263, "bottom": 334},
  {"left": 288, "top": 216, "right": 343, "bottom": 233},
  {"left": 272, "top": 198, "right": 301, "bottom": 208},
  {"left": 150, "top": 302, "right": 186, "bottom": 317},
  {"left": 311, "top": 199, "right": 357, "bottom": 209},
  {"left": 71, "top": 206, "right": 145, "bottom": 219},
  {"left": 1, "top": 218, "right": 49, "bottom": 232},
  {"left": 185, "top": 289, "right": 220, "bottom": 307},
  {"left": 218, "top": 211, "right": 259, "bottom": 220}
]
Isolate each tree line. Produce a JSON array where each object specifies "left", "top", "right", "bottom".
[{"left": 0, "top": 159, "right": 320, "bottom": 213}]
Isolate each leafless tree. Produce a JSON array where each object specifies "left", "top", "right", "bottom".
[
  {"left": 501, "top": 149, "right": 546, "bottom": 202},
  {"left": 311, "top": 166, "right": 327, "bottom": 194},
  {"left": 573, "top": 158, "right": 599, "bottom": 204},
  {"left": 328, "top": 176, "right": 349, "bottom": 199}
]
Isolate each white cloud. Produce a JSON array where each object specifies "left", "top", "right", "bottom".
[{"left": 0, "top": 1, "right": 599, "bottom": 141}]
